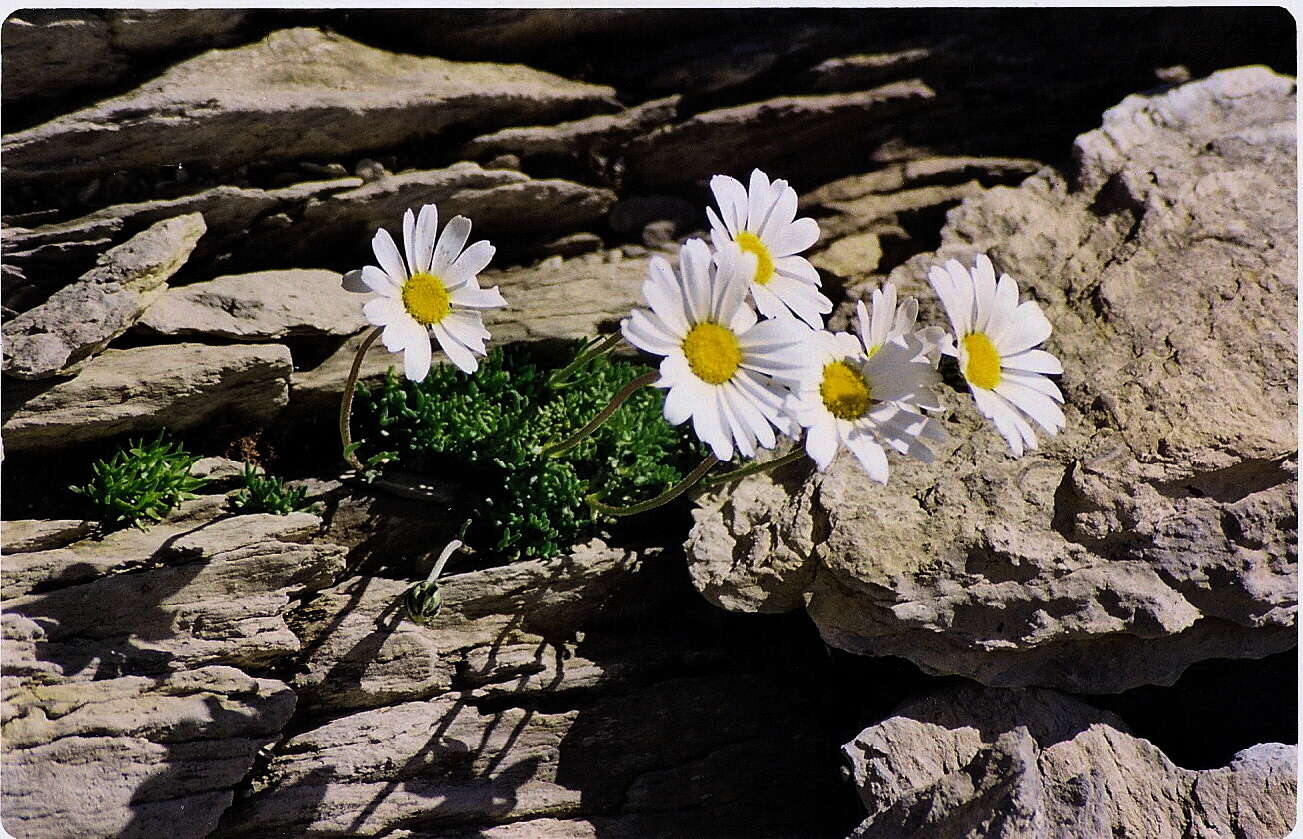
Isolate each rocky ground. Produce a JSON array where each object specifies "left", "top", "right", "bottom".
[{"left": 1, "top": 9, "right": 1297, "bottom": 839}]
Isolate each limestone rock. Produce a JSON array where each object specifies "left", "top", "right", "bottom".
[
  {"left": 2, "top": 342, "right": 292, "bottom": 453},
  {"left": 2, "top": 10, "right": 247, "bottom": 105},
  {"left": 3, "top": 512, "right": 343, "bottom": 680},
  {"left": 3, "top": 27, "right": 617, "bottom": 183},
  {"left": 138, "top": 269, "right": 367, "bottom": 340},
  {"left": 810, "top": 232, "right": 883, "bottom": 283},
  {"left": 290, "top": 328, "right": 399, "bottom": 412},
  {"left": 1, "top": 519, "right": 96, "bottom": 556},
  {"left": 3, "top": 213, "right": 206, "bottom": 379},
  {"left": 844, "top": 684, "right": 1297, "bottom": 838},
  {"left": 2, "top": 666, "right": 295, "bottom": 839},
  {"left": 461, "top": 95, "right": 681, "bottom": 162},
  {"left": 482, "top": 251, "right": 649, "bottom": 343},
  {"left": 624, "top": 81, "right": 936, "bottom": 189},
  {"left": 687, "top": 67, "right": 1298, "bottom": 692}
]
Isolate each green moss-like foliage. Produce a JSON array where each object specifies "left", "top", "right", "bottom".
[
  {"left": 352, "top": 342, "right": 705, "bottom": 560},
  {"left": 70, "top": 432, "right": 207, "bottom": 530},
  {"left": 229, "top": 463, "right": 316, "bottom": 516}
]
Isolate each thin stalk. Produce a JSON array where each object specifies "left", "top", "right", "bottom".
[
  {"left": 425, "top": 539, "right": 463, "bottom": 585},
  {"left": 587, "top": 454, "right": 719, "bottom": 517},
  {"left": 547, "top": 332, "right": 624, "bottom": 389},
  {"left": 699, "top": 448, "right": 807, "bottom": 488},
  {"left": 338, "top": 326, "right": 383, "bottom": 470},
  {"left": 541, "top": 370, "right": 658, "bottom": 458}
]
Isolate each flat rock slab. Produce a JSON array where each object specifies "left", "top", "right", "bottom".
[
  {"left": 687, "top": 67, "right": 1298, "bottom": 692},
  {"left": 3, "top": 213, "right": 206, "bottom": 379},
  {"left": 2, "top": 342, "right": 292, "bottom": 453},
  {"left": 3, "top": 27, "right": 617, "bottom": 183},
  {"left": 460, "top": 95, "right": 681, "bottom": 161},
  {"left": 2, "top": 666, "right": 294, "bottom": 839},
  {"left": 844, "top": 684, "right": 1297, "bottom": 838},
  {"left": 138, "top": 268, "right": 367, "bottom": 340},
  {"left": 3, "top": 512, "right": 343, "bottom": 681}
]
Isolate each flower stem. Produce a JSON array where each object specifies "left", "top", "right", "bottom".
[
  {"left": 541, "top": 370, "right": 658, "bottom": 458},
  {"left": 339, "top": 326, "right": 383, "bottom": 470},
  {"left": 699, "top": 448, "right": 807, "bottom": 488},
  {"left": 587, "top": 454, "right": 719, "bottom": 517},
  {"left": 547, "top": 332, "right": 624, "bottom": 390}
]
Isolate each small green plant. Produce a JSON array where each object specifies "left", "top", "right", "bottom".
[
  {"left": 352, "top": 342, "right": 705, "bottom": 560},
  {"left": 70, "top": 432, "right": 207, "bottom": 530},
  {"left": 229, "top": 463, "right": 317, "bottom": 515}
]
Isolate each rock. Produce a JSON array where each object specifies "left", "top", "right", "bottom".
[
  {"left": 3, "top": 178, "right": 360, "bottom": 304},
  {"left": 843, "top": 684, "right": 1297, "bottom": 838},
  {"left": 189, "top": 456, "right": 247, "bottom": 488},
  {"left": 1, "top": 666, "right": 295, "bottom": 839},
  {"left": 535, "top": 232, "right": 604, "bottom": 258},
  {"left": 2, "top": 343, "right": 292, "bottom": 453},
  {"left": 297, "top": 162, "right": 617, "bottom": 257},
  {"left": 799, "top": 47, "right": 940, "bottom": 93},
  {"left": 460, "top": 95, "right": 680, "bottom": 163},
  {"left": 137, "top": 269, "right": 367, "bottom": 341},
  {"left": 481, "top": 252, "right": 649, "bottom": 344},
  {"left": 1, "top": 495, "right": 231, "bottom": 599},
  {"left": 3, "top": 213, "right": 206, "bottom": 379},
  {"left": 3, "top": 512, "right": 343, "bottom": 680},
  {"left": 607, "top": 195, "right": 699, "bottom": 236},
  {"left": 810, "top": 231, "right": 882, "bottom": 281},
  {"left": 289, "top": 329, "right": 399, "bottom": 413},
  {"left": 0, "top": 520, "right": 96, "bottom": 556},
  {"left": 2, "top": 10, "right": 247, "bottom": 105},
  {"left": 624, "top": 81, "right": 936, "bottom": 189},
  {"left": 688, "top": 67, "right": 1297, "bottom": 692},
  {"left": 4, "top": 27, "right": 617, "bottom": 183}
]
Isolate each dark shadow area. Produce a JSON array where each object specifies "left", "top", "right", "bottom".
[{"left": 1085, "top": 649, "right": 1298, "bottom": 770}]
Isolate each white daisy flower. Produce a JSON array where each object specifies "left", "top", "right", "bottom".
[
  {"left": 621, "top": 238, "right": 811, "bottom": 462},
  {"left": 342, "top": 204, "right": 507, "bottom": 380},
  {"left": 855, "top": 281, "right": 950, "bottom": 366},
  {"left": 707, "top": 168, "right": 832, "bottom": 330},
  {"left": 928, "top": 254, "right": 1065, "bottom": 456},
  {"left": 786, "top": 327, "right": 945, "bottom": 482}
]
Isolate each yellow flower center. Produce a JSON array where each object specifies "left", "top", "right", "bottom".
[
  {"left": 963, "top": 332, "right": 1002, "bottom": 390},
  {"left": 820, "top": 360, "right": 872, "bottom": 420},
  {"left": 736, "top": 231, "right": 775, "bottom": 286},
  {"left": 402, "top": 272, "right": 451, "bottom": 325},
  {"left": 682, "top": 322, "right": 742, "bottom": 385}
]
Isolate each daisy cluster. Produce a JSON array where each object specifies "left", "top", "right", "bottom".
[{"left": 620, "top": 169, "right": 1065, "bottom": 482}]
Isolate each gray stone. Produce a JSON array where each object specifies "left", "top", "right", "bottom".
[
  {"left": 3, "top": 512, "right": 342, "bottom": 680},
  {"left": 844, "top": 684, "right": 1297, "bottom": 839},
  {"left": 482, "top": 251, "right": 649, "bottom": 344},
  {"left": 461, "top": 95, "right": 680, "bottom": 161},
  {"left": 2, "top": 343, "right": 292, "bottom": 453},
  {"left": 3, "top": 27, "right": 617, "bottom": 183},
  {"left": 0, "top": 520, "right": 96, "bottom": 556},
  {"left": 1, "top": 666, "right": 295, "bottom": 839},
  {"left": 290, "top": 328, "right": 400, "bottom": 413},
  {"left": 810, "top": 231, "right": 883, "bottom": 282},
  {"left": 138, "top": 269, "right": 367, "bottom": 341},
  {"left": 624, "top": 81, "right": 936, "bottom": 188},
  {"left": 3, "top": 213, "right": 206, "bottom": 379},
  {"left": 687, "top": 67, "right": 1297, "bottom": 692}
]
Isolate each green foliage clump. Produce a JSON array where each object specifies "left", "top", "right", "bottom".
[
  {"left": 70, "top": 432, "right": 207, "bottom": 530},
  {"left": 229, "top": 463, "right": 316, "bottom": 516},
  {"left": 353, "top": 342, "right": 704, "bottom": 560}
]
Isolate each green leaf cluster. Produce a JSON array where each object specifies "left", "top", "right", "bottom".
[
  {"left": 352, "top": 342, "right": 704, "bottom": 560},
  {"left": 70, "top": 433, "right": 207, "bottom": 530},
  {"left": 229, "top": 463, "right": 316, "bottom": 516}
]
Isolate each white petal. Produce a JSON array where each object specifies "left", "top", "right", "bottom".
[
  {"left": 745, "top": 168, "right": 771, "bottom": 233},
  {"left": 431, "top": 322, "right": 477, "bottom": 374},
  {"left": 449, "top": 284, "right": 507, "bottom": 310},
  {"left": 750, "top": 281, "right": 790, "bottom": 321},
  {"left": 716, "top": 387, "right": 756, "bottom": 458},
  {"left": 691, "top": 393, "right": 733, "bottom": 461},
  {"left": 663, "top": 379, "right": 701, "bottom": 426},
  {"left": 944, "top": 259, "right": 976, "bottom": 329},
  {"left": 643, "top": 258, "right": 690, "bottom": 336},
  {"left": 402, "top": 208, "right": 418, "bottom": 275},
  {"left": 401, "top": 327, "right": 434, "bottom": 381},
  {"left": 805, "top": 419, "right": 839, "bottom": 470},
  {"left": 995, "top": 379, "right": 1066, "bottom": 435},
  {"left": 1002, "top": 369, "right": 1064, "bottom": 403},
  {"left": 844, "top": 431, "right": 890, "bottom": 483},
  {"left": 972, "top": 254, "right": 998, "bottom": 334},
  {"left": 737, "top": 315, "right": 811, "bottom": 353},
  {"left": 372, "top": 228, "right": 408, "bottom": 284},
  {"left": 342, "top": 269, "right": 369, "bottom": 293},
  {"left": 772, "top": 254, "right": 821, "bottom": 286},
  {"left": 729, "top": 302, "right": 758, "bottom": 335},
  {"left": 679, "top": 239, "right": 714, "bottom": 325},
  {"left": 758, "top": 183, "right": 798, "bottom": 242},
  {"left": 623, "top": 309, "right": 680, "bottom": 356},
  {"left": 988, "top": 272, "right": 1019, "bottom": 341},
  {"left": 724, "top": 381, "right": 776, "bottom": 450},
  {"left": 712, "top": 243, "right": 752, "bottom": 324},
  {"left": 766, "top": 274, "right": 832, "bottom": 329},
  {"left": 972, "top": 387, "right": 1036, "bottom": 456},
  {"left": 432, "top": 216, "right": 472, "bottom": 273},
  {"left": 440, "top": 310, "right": 490, "bottom": 354},
  {"left": 448, "top": 240, "right": 495, "bottom": 281},
  {"left": 707, "top": 206, "right": 734, "bottom": 247},
  {"left": 995, "top": 300, "right": 1053, "bottom": 355},
  {"left": 360, "top": 265, "right": 399, "bottom": 297},
  {"left": 927, "top": 264, "right": 969, "bottom": 337},
  {"left": 709, "top": 174, "right": 748, "bottom": 236},
  {"left": 1002, "top": 348, "right": 1063, "bottom": 375},
  {"left": 767, "top": 217, "right": 820, "bottom": 257},
  {"left": 364, "top": 295, "right": 405, "bottom": 328},
  {"left": 415, "top": 204, "right": 438, "bottom": 273}
]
